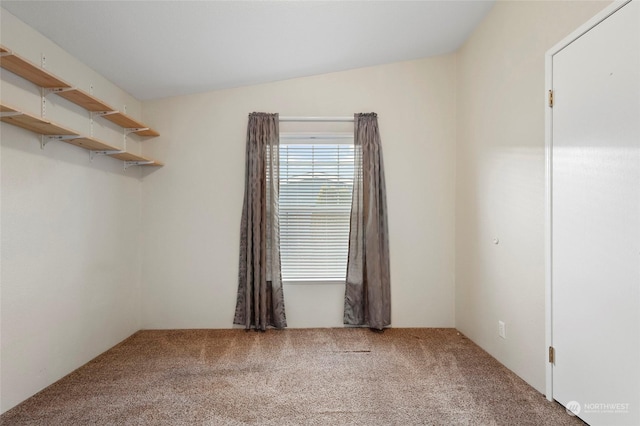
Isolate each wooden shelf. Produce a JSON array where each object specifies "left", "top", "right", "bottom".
[
  {"left": 0, "top": 104, "right": 162, "bottom": 167},
  {"left": 1, "top": 104, "right": 77, "bottom": 136},
  {"left": 110, "top": 151, "right": 164, "bottom": 166},
  {"left": 56, "top": 89, "right": 159, "bottom": 136},
  {"left": 0, "top": 46, "right": 71, "bottom": 89},
  {"left": 0, "top": 44, "right": 159, "bottom": 137},
  {"left": 99, "top": 112, "right": 160, "bottom": 137},
  {"left": 55, "top": 88, "right": 113, "bottom": 112},
  {"left": 1, "top": 43, "right": 163, "bottom": 167},
  {"left": 67, "top": 136, "right": 120, "bottom": 152}
]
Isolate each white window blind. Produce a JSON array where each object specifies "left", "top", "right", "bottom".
[{"left": 279, "top": 135, "right": 354, "bottom": 283}]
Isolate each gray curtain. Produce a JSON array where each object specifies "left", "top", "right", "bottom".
[
  {"left": 344, "top": 113, "right": 391, "bottom": 330},
  {"left": 234, "top": 112, "right": 287, "bottom": 330}
]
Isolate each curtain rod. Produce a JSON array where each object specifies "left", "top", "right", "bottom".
[
  {"left": 280, "top": 132, "right": 353, "bottom": 140},
  {"left": 279, "top": 116, "right": 354, "bottom": 122}
]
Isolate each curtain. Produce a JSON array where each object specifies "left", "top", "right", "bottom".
[
  {"left": 234, "top": 112, "right": 287, "bottom": 330},
  {"left": 344, "top": 113, "right": 391, "bottom": 330}
]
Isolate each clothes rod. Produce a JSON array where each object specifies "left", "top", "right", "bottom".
[{"left": 279, "top": 116, "right": 354, "bottom": 122}]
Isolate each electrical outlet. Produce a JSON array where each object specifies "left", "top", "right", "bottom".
[{"left": 498, "top": 321, "right": 506, "bottom": 339}]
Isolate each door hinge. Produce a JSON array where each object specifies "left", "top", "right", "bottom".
[
  {"left": 548, "top": 90, "right": 554, "bottom": 108},
  {"left": 549, "top": 346, "right": 555, "bottom": 364}
]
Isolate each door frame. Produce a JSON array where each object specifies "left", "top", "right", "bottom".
[{"left": 544, "top": 0, "right": 634, "bottom": 402}]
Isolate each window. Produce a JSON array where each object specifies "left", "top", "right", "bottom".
[{"left": 279, "top": 134, "right": 354, "bottom": 283}]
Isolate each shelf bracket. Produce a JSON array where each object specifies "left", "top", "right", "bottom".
[
  {"left": 124, "top": 160, "right": 153, "bottom": 170},
  {"left": 89, "top": 150, "right": 125, "bottom": 162},
  {"left": 125, "top": 127, "right": 149, "bottom": 135},
  {"left": 92, "top": 111, "right": 118, "bottom": 117},
  {"left": 120, "top": 127, "right": 149, "bottom": 153},
  {"left": 43, "top": 87, "right": 75, "bottom": 96},
  {"left": 90, "top": 111, "right": 119, "bottom": 138},
  {"left": 46, "top": 135, "right": 82, "bottom": 141},
  {"left": 0, "top": 111, "right": 22, "bottom": 118},
  {"left": 40, "top": 134, "right": 81, "bottom": 150}
]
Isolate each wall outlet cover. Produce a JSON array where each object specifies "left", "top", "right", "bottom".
[{"left": 498, "top": 320, "right": 506, "bottom": 339}]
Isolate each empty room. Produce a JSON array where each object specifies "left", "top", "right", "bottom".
[{"left": 1, "top": 1, "right": 638, "bottom": 425}]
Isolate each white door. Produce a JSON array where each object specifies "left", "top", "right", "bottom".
[{"left": 551, "top": 1, "right": 640, "bottom": 425}]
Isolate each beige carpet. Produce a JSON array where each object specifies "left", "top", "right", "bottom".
[{"left": 1, "top": 328, "right": 582, "bottom": 425}]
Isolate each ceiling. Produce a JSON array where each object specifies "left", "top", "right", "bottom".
[{"left": 2, "top": 1, "right": 495, "bottom": 101}]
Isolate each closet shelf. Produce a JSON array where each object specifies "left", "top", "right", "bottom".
[
  {"left": 0, "top": 104, "right": 162, "bottom": 167},
  {"left": 0, "top": 45, "right": 159, "bottom": 137}
]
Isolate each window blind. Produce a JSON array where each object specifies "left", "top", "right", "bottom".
[{"left": 279, "top": 138, "right": 354, "bottom": 282}]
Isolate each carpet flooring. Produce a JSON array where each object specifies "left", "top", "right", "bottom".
[{"left": 1, "top": 328, "right": 583, "bottom": 425}]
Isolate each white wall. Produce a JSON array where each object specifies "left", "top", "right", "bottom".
[
  {"left": 0, "top": 8, "right": 146, "bottom": 413},
  {"left": 140, "top": 56, "right": 457, "bottom": 329},
  {"left": 455, "top": 0, "right": 611, "bottom": 393}
]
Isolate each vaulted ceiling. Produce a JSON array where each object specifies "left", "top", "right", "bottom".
[{"left": 2, "top": 1, "right": 495, "bottom": 100}]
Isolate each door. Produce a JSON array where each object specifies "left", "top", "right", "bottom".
[{"left": 551, "top": 1, "right": 639, "bottom": 425}]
